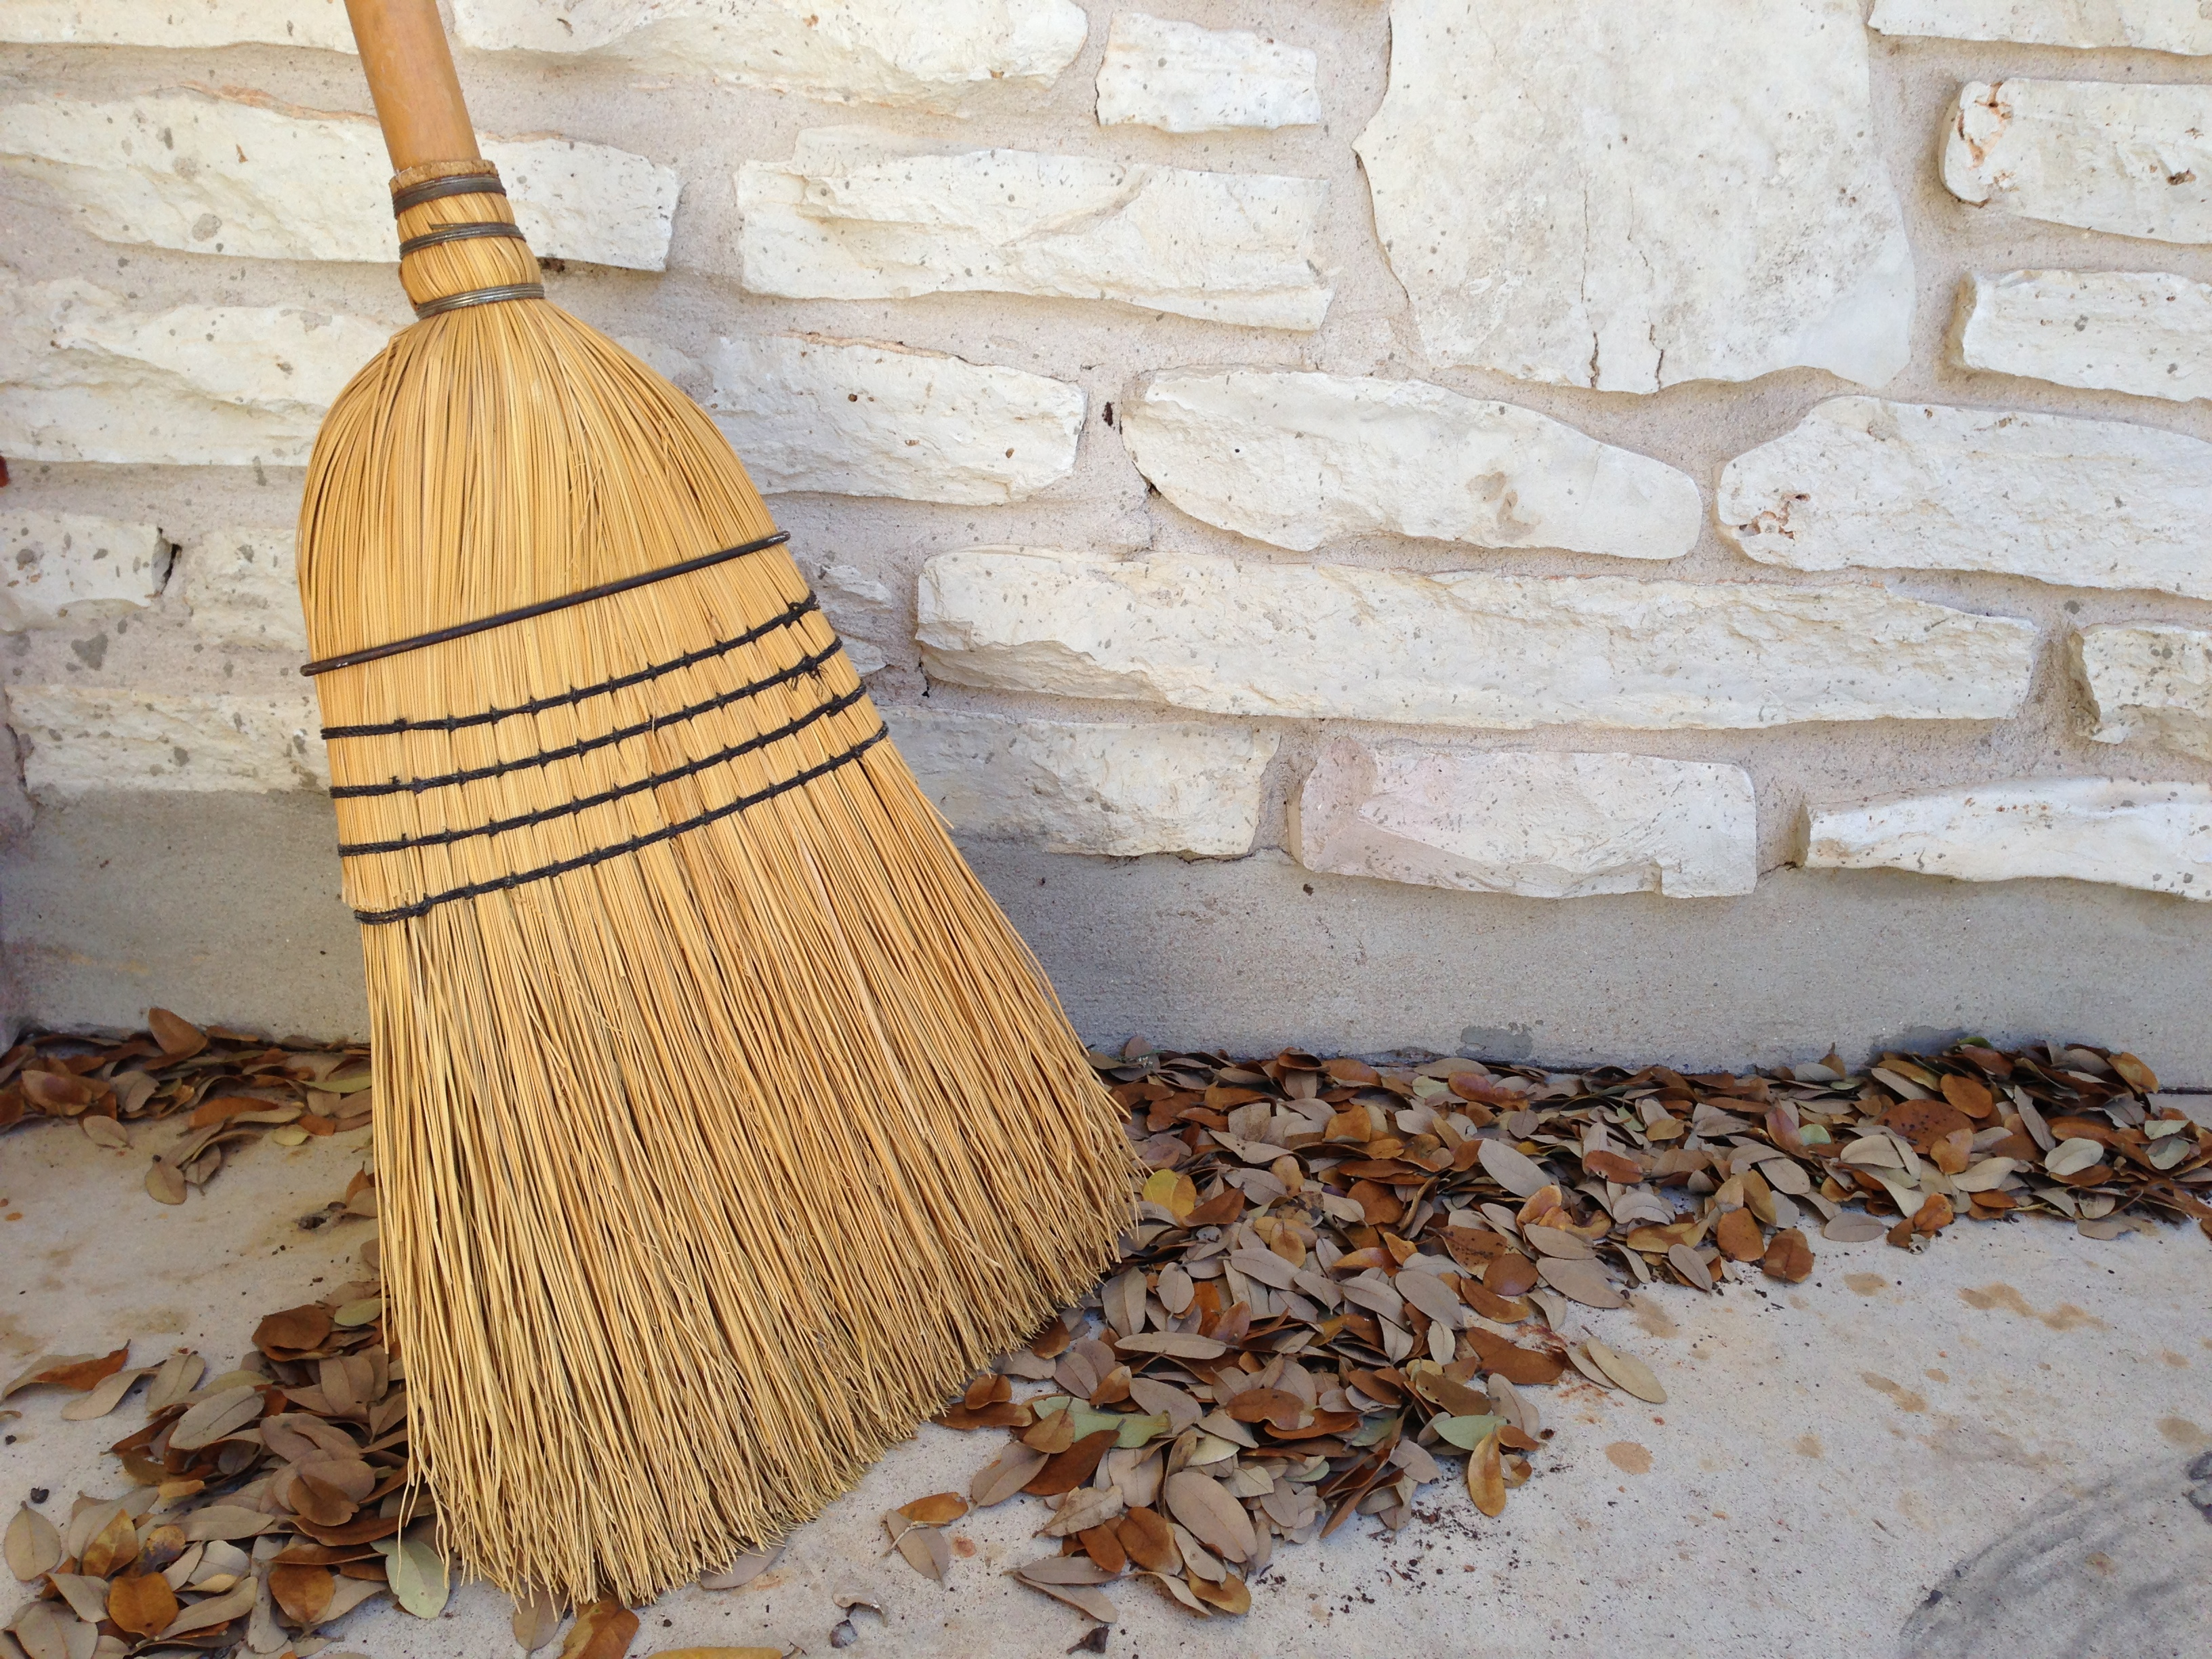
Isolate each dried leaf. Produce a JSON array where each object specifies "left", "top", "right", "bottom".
[
  {"left": 146, "top": 1008, "right": 207, "bottom": 1060},
  {"left": 1534, "top": 1255, "right": 1626, "bottom": 1309},
  {"left": 558, "top": 1599, "right": 640, "bottom": 1659},
  {"left": 271, "top": 1563, "right": 337, "bottom": 1626},
  {"left": 886, "top": 1515, "right": 951, "bottom": 1583},
  {"left": 1014, "top": 1557, "right": 1115, "bottom": 1586},
  {"left": 972, "top": 1443, "right": 1049, "bottom": 1508},
  {"left": 9, "top": 1602, "right": 89, "bottom": 1659},
  {"left": 1025, "top": 1430, "right": 1119, "bottom": 1497},
  {"left": 1823, "top": 1213, "right": 1887, "bottom": 1244},
  {"left": 5, "top": 1504, "right": 61, "bottom": 1582},
  {"left": 171, "top": 1383, "right": 263, "bottom": 1450},
  {"left": 1466, "top": 1429, "right": 1507, "bottom": 1518},
  {"left": 1162, "top": 1472, "right": 1255, "bottom": 1563},
  {"left": 695, "top": 1548, "right": 781, "bottom": 1591},
  {"left": 1477, "top": 1139, "right": 1550, "bottom": 1198},
  {"left": 1, "top": 1348, "right": 128, "bottom": 1399},
  {"left": 159, "top": 1575, "right": 255, "bottom": 1637},
  {"left": 899, "top": 1493, "right": 969, "bottom": 1527},
  {"left": 1187, "top": 1571, "right": 1250, "bottom": 1615},
  {"left": 1584, "top": 1340, "right": 1667, "bottom": 1404},
  {"left": 59, "top": 1365, "right": 150, "bottom": 1421},
  {"left": 1113, "top": 1332, "right": 1227, "bottom": 1361},
  {"left": 387, "top": 1532, "right": 449, "bottom": 1618},
  {"left": 1116, "top": 1505, "right": 1179, "bottom": 1574},
  {"left": 253, "top": 1305, "right": 333, "bottom": 1359},
  {"left": 79, "top": 1505, "right": 140, "bottom": 1577},
  {"left": 1019, "top": 1576, "right": 1118, "bottom": 1623},
  {"left": 1761, "top": 1228, "right": 1815, "bottom": 1284}
]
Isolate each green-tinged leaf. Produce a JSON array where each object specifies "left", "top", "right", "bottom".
[{"left": 1430, "top": 1414, "right": 1506, "bottom": 1451}]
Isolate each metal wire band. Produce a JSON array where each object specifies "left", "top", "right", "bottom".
[
  {"left": 350, "top": 724, "right": 890, "bottom": 925},
  {"left": 412, "top": 283, "right": 546, "bottom": 319},
  {"left": 300, "top": 533, "right": 792, "bottom": 678},
  {"left": 323, "top": 592, "right": 817, "bottom": 739},
  {"left": 399, "top": 222, "right": 529, "bottom": 256},
  {"left": 336, "top": 682, "right": 872, "bottom": 857},
  {"left": 329, "top": 637, "right": 846, "bottom": 799},
  {"left": 390, "top": 174, "right": 507, "bottom": 214}
]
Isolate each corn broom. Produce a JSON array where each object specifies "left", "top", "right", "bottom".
[{"left": 298, "top": 0, "right": 1134, "bottom": 1603}]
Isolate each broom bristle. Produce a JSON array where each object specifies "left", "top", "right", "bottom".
[{"left": 296, "top": 163, "right": 1135, "bottom": 1603}]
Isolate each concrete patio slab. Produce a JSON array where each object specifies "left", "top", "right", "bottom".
[{"left": 1, "top": 1118, "right": 2206, "bottom": 1659}]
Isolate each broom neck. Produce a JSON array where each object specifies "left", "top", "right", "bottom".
[{"left": 344, "top": 0, "right": 481, "bottom": 170}]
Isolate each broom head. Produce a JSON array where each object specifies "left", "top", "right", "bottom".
[{"left": 296, "top": 161, "right": 1134, "bottom": 1603}]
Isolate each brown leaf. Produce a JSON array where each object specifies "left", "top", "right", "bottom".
[
  {"left": 1584, "top": 1149, "right": 1644, "bottom": 1184},
  {"left": 1115, "top": 1506, "right": 1179, "bottom": 1574},
  {"left": 1187, "top": 1571, "right": 1250, "bottom": 1615},
  {"left": 1461, "top": 1328, "right": 1565, "bottom": 1386},
  {"left": 559, "top": 1600, "right": 641, "bottom": 1659},
  {"left": 1467, "top": 1429, "right": 1507, "bottom": 1518},
  {"left": 1714, "top": 1208, "right": 1765, "bottom": 1263},
  {"left": 254, "top": 1305, "right": 334, "bottom": 1360},
  {"left": 1762, "top": 1228, "right": 1815, "bottom": 1284},
  {"left": 1534, "top": 1254, "right": 1626, "bottom": 1309},
  {"left": 1162, "top": 1472, "right": 1255, "bottom": 1563},
  {"left": 886, "top": 1515, "right": 951, "bottom": 1582},
  {"left": 1023, "top": 1410, "right": 1078, "bottom": 1454},
  {"left": 2, "top": 1347, "right": 128, "bottom": 1398},
  {"left": 1077, "top": 1525, "right": 1126, "bottom": 1576},
  {"left": 1025, "top": 1429, "right": 1119, "bottom": 1497},
  {"left": 972, "top": 1442, "right": 1049, "bottom": 1507},
  {"left": 1483, "top": 1253, "right": 1538, "bottom": 1298},
  {"left": 513, "top": 1591, "right": 566, "bottom": 1652},
  {"left": 147, "top": 1007, "right": 208, "bottom": 1059},
  {"left": 146, "top": 1157, "right": 188, "bottom": 1204},
  {"left": 899, "top": 1493, "right": 969, "bottom": 1527},
  {"left": 270, "top": 1563, "right": 336, "bottom": 1626},
  {"left": 1883, "top": 1097, "right": 1972, "bottom": 1155},
  {"left": 80, "top": 1504, "right": 140, "bottom": 1576},
  {"left": 1939, "top": 1073, "right": 1994, "bottom": 1119}
]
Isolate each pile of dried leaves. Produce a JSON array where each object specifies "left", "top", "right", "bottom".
[
  {"left": 896, "top": 1037, "right": 2210, "bottom": 1630},
  {"left": 1, "top": 1206, "right": 424, "bottom": 1659},
  {"left": 0, "top": 1014, "right": 373, "bottom": 1208}
]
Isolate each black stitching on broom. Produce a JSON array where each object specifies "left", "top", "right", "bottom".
[
  {"left": 350, "top": 724, "right": 890, "bottom": 926},
  {"left": 322, "top": 592, "right": 817, "bottom": 739},
  {"left": 328, "top": 638, "right": 846, "bottom": 799},
  {"left": 399, "top": 222, "right": 530, "bottom": 256},
  {"left": 335, "top": 682, "right": 871, "bottom": 856},
  {"left": 390, "top": 174, "right": 508, "bottom": 213},
  {"left": 300, "top": 531, "right": 792, "bottom": 678}
]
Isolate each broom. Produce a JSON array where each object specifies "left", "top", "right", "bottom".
[{"left": 296, "top": 0, "right": 1135, "bottom": 1604}]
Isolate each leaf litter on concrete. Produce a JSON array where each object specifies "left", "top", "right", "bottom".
[
  {"left": 3, "top": 1023, "right": 2205, "bottom": 1656},
  {"left": 895, "top": 1036, "right": 2209, "bottom": 1634}
]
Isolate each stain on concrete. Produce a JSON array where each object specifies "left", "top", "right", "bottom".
[
  {"left": 1898, "top": 1454, "right": 2212, "bottom": 1658},
  {"left": 1864, "top": 1372, "right": 1930, "bottom": 1413},
  {"left": 1630, "top": 1294, "right": 1681, "bottom": 1339},
  {"left": 1794, "top": 1434, "right": 1824, "bottom": 1458},
  {"left": 2158, "top": 1417, "right": 2208, "bottom": 1449},
  {"left": 1957, "top": 1284, "right": 2108, "bottom": 1331},
  {"left": 1605, "top": 1441, "right": 1652, "bottom": 1475},
  {"left": 1847, "top": 1273, "right": 1889, "bottom": 1294}
]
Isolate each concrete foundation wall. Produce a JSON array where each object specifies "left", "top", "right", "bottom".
[{"left": 9, "top": 791, "right": 2207, "bottom": 1084}]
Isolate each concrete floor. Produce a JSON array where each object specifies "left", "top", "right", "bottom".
[{"left": 2, "top": 1119, "right": 2207, "bottom": 1659}]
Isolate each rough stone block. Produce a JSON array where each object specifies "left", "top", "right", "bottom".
[
  {"left": 806, "top": 562, "right": 901, "bottom": 675},
  {"left": 739, "top": 127, "right": 1331, "bottom": 330},
  {"left": 7, "top": 687, "right": 329, "bottom": 794},
  {"left": 0, "top": 89, "right": 678, "bottom": 270},
  {"left": 0, "top": 266, "right": 392, "bottom": 466},
  {"left": 703, "top": 333, "right": 1082, "bottom": 504},
  {"left": 1355, "top": 0, "right": 1912, "bottom": 392},
  {"left": 180, "top": 527, "right": 306, "bottom": 653},
  {"left": 1945, "top": 80, "right": 2212, "bottom": 245},
  {"left": 1871, "top": 1, "right": 2212, "bottom": 54},
  {"left": 882, "top": 708, "right": 1276, "bottom": 856},
  {"left": 1119, "top": 369, "right": 1700, "bottom": 558},
  {"left": 916, "top": 548, "right": 2036, "bottom": 731},
  {"left": 1292, "top": 740, "right": 1756, "bottom": 899},
  {"left": 1717, "top": 397, "right": 2212, "bottom": 600},
  {"left": 1095, "top": 12, "right": 1322, "bottom": 132},
  {"left": 2072, "top": 624, "right": 2212, "bottom": 762},
  {"left": 0, "top": 0, "right": 355, "bottom": 49},
  {"left": 1, "top": 510, "right": 168, "bottom": 630},
  {"left": 453, "top": 0, "right": 1088, "bottom": 113},
  {"left": 1804, "top": 778, "right": 2212, "bottom": 901},
  {"left": 1959, "top": 269, "right": 2212, "bottom": 403}
]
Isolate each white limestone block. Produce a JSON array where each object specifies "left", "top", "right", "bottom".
[
  {"left": 915, "top": 548, "right": 2037, "bottom": 732},
  {"left": 0, "top": 266, "right": 393, "bottom": 466},
  {"left": 1353, "top": 0, "right": 1913, "bottom": 393},
  {"left": 1095, "top": 12, "right": 1321, "bottom": 133},
  {"left": 1959, "top": 269, "right": 2212, "bottom": 403},
  {"left": 808, "top": 562, "right": 900, "bottom": 674},
  {"left": 703, "top": 334, "right": 1082, "bottom": 504},
  {"left": 2072, "top": 624, "right": 2212, "bottom": 762},
  {"left": 882, "top": 708, "right": 1276, "bottom": 856},
  {"left": 1870, "top": 1, "right": 2212, "bottom": 54},
  {"left": 1945, "top": 80, "right": 2212, "bottom": 245},
  {"left": 739, "top": 127, "right": 1331, "bottom": 330},
  {"left": 0, "top": 0, "right": 355, "bottom": 50},
  {"left": 1293, "top": 740, "right": 1756, "bottom": 900},
  {"left": 1717, "top": 397, "right": 2212, "bottom": 600},
  {"left": 1804, "top": 778, "right": 2212, "bottom": 901},
  {"left": 1, "top": 510, "right": 167, "bottom": 630},
  {"left": 0, "top": 89, "right": 678, "bottom": 270},
  {"left": 453, "top": 0, "right": 1088, "bottom": 114},
  {"left": 1119, "top": 370, "right": 1700, "bottom": 559},
  {"left": 180, "top": 527, "right": 306, "bottom": 653},
  {"left": 7, "top": 686, "right": 329, "bottom": 794}
]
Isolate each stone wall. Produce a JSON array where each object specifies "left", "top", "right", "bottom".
[{"left": 1, "top": 3, "right": 2209, "bottom": 1071}]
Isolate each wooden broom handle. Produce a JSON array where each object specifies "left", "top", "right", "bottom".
[{"left": 343, "top": 0, "right": 483, "bottom": 170}]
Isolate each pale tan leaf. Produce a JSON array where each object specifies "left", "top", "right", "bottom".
[
  {"left": 971, "top": 1443, "right": 1048, "bottom": 1508},
  {"left": 696, "top": 1547, "right": 781, "bottom": 1591},
  {"left": 512, "top": 1590, "right": 565, "bottom": 1652},
  {"left": 1584, "top": 1340, "right": 1666, "bottom": 1404},
  {"left": 1162, "top": 1472, "right": 1255, "bottom": 1563},
  {"left": 5, "top": 1504, "right": 60, "bottom": 1582},
  {"left": 556, "top": 1600, "right": 640, "bottom": 1659}
]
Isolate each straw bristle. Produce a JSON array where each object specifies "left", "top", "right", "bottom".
[{"left": 296, "top": 168, "right": 1135, "bottom": 1603}]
